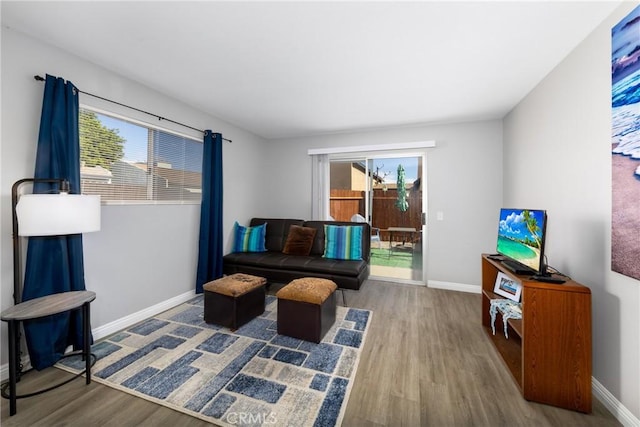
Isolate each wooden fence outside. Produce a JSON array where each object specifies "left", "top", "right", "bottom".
[{"left": 330, "top": 189, "right": 422, "bottom": 241}]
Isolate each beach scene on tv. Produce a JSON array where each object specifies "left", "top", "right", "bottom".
[{"left": 497, "top": 209, "right": 545, "bottom": 270}]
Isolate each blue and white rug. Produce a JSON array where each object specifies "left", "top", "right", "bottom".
[{"left": 58, "top": 295, "right": 372, "bottom": 426}]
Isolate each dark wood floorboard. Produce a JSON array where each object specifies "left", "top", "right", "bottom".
[{"left": 1, "top": 280, "right": 621, "bottom": 426}]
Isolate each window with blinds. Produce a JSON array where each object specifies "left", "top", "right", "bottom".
[{"left": 79, "top": 108, "right": 203, "bottom": 204}]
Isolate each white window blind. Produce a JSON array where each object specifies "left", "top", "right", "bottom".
[{"left": 79, "top": 108, "right": 203, "bottom": 204}]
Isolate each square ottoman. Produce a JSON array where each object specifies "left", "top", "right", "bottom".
[
  {"left": 276, "top": 278, "right": 337, "bottom": 343},
  {"left": 203, "top": 273, "right": 267, "bottom": 330}
]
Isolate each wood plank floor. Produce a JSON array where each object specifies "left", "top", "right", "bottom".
[{"left": 1, "top": 280, "right": 620, "bottom": 426}]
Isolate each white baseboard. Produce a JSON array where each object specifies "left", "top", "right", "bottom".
[
  {"left": 0, "top": 290, "right": 196, "bottom": 382},
  {"left": 593, "top": 378, "right": 640, "bottom": 427},
  {"left": 91, "top": 290, "right": 196, "bottom": 341},
  {"left": 428, "top": 280, "right": 481, "bottom": 294}
]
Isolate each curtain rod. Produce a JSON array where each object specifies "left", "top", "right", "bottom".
[{"left": 34, "top": 75, "right": 232, "bottom": 143}]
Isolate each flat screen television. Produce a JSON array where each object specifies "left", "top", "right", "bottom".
[{"left": 496, "top": 208, "right": 547, "bottom": 275}]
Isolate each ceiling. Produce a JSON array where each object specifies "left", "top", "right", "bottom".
[{"left": 1, "top": 1, "right": 622, "bottom": 140}]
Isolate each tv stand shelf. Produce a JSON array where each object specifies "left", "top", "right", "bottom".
[{"left": 481, "top": 254, "right": 592, "bottom": 413}]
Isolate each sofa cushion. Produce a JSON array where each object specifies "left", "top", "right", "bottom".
[
  {"left": 250, "top": 218, "right": 304, "bottom": 252},
  {"left": 296, "top": 256, "right": 367, "bottom": 276},
  {"left": 282, "top": 225, "right": 317, "bottom": 256},
  {"left": 232, "top": 222, "right": 266, "bottom": 252},
  {"left": 323, "top": 224, "right": 363, "bottom": 260},
  {"left": 223, "top": 251, "right": 366, "bottom": 277}
]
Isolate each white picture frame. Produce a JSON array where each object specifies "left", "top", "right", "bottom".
[{"left": 494, "top": 272, "right": 522, "bottom": 302}]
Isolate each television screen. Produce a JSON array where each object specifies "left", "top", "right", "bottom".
[{"left": 496, "top": 208, "right": 547, "bottom": 274}]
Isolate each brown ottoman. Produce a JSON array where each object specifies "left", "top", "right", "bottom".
[
  {"left": 203, "top": 273, "right": 267, "bottom": 330},
  {"left": 276, "top": 278, "right": 337, "bottom": 343}
]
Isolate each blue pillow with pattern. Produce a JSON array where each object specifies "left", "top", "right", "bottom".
[
  {"left": 233, "top": 221, "right": 267, "bottom": 252},
  {"left": 323, "top": 224, "right": 363, "bottom": 260}
]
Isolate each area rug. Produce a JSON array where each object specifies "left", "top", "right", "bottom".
[{"left": 57, "top": 294, "right": 372, "bottom": 427}]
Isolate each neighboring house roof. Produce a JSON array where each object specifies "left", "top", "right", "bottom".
[
  {"left": 128, "top": 161, "right": 201, "bottom": 188},
  {"left": 153, "top": 165, "right": 202, "bottom": 188},
  {"left": 82, "top": 160, "right": 202, "bottom": 201},
  {"left": 80, "top": 164, "right": 112, "bottom": 182},
  {"left": 353, "top": 161, "right": 384, "bottom": 184},
  {"left": 111, "top": 161, "right": 147, "bottom": 185}
]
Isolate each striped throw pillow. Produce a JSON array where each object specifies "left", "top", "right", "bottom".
[
  {"left": 233, "top": 221, "right": 267, "bottom": 252},
  {"left": 323, "top": 225, "right": 363, "bottom": 260}
]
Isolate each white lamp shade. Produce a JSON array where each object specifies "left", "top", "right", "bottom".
[{"left": 16, "top": 194, "right": 101, "bottom": 236}]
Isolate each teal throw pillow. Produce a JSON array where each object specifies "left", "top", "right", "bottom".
[
  {"left": 233, "top": 221, "right": 267, "bottom": 253},
  {"left": 323, "top": 224, "right": 363, "bottom": 260}
]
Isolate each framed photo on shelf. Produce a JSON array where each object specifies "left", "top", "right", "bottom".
[{"left": 494, "top": 272, "right": 522, "bottom": 302}]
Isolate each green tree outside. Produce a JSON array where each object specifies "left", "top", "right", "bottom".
[{"left": 79, "top": 110, "right": 125, "bottom": 170}]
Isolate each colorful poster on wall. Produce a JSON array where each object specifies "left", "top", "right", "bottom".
[{"left": 611, "top": 5, "right": 640, "bottom": 281}]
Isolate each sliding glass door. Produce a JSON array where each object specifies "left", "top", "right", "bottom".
[{"left": 328, "top": 152, "right": 426, "bottom": 284}]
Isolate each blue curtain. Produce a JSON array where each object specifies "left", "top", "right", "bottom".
[
  {"left": 22, "top": 74, "right": 90, "bottom": 370},
  {"left": 195, "top": 131, "right": 224, "bottom": 293}
]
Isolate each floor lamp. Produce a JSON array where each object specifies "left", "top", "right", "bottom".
[{"left": 9, "top": 178, "right": 100, "bottom": 380}]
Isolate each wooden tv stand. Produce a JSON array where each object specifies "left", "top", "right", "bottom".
[{"left": 481, "top": 254, "right": 592, "bottom": 413}]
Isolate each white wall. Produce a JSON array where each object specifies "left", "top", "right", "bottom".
[
  {"left": 0, "top": 28, "right": 267, "bottom": 366},
  {"left": 503, "top": 3, "right": 640, "bottom": 421},
  {"left": 265, "top": 120, "right": 503, "bottom": 287}
]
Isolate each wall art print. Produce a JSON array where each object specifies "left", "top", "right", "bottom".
[{"left": 611, "top": 4, "right": 640, "bottom": 281}]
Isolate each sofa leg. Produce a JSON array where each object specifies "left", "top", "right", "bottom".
[{"left": 340, "top": 289, "right": 347, "bottom": 307}]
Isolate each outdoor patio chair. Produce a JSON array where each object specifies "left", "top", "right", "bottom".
[{"left": 350, "top": 214, "right": 381, "bottom": 249}]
